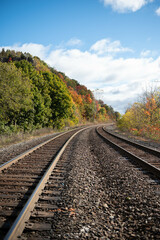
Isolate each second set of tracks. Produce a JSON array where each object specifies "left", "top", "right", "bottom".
[
  {"left": 96, "top": 126, "right": 160, "bottom": 179},
  {"left": 0, "top": 124, "right": 160, "bottom": 239}
]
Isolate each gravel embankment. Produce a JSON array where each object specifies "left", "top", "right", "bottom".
[
  {"left": 0, "top": 132, "right": 60, "bottom": 165},
  {"left": 49, "top": 127, "right": 160, "bottom": 239}
]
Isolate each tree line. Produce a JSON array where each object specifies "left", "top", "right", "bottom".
[
  {"left": 0, "top": 49, "right": 118, "bottom": 134},
  {"left": 118, "top": 89, "right": 160, "bottom": 140}
]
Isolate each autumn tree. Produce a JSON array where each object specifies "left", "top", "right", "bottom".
[{"left": 118, "top": 88, "right": 160, "bottom": 140}]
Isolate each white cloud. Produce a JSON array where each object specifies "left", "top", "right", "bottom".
[
  {"left": 155, "top": 7, "right": 160, "bottom": 16},
  {"left": 46, "top": 45, "right": 160, "bottom": 113},
  {"left": 1, "top": 40, "right": 160, "bottom": 113},
  {"left": 66, "top": 38, "right": 82, "bottom": 46},
  {"left": 140, "top": 49, "right": 159, "bottom": 58},
  {"left": 100, "top": 0, "right": 153, "bottom": 13},
  {"left": 90, "top": 38, "right": 133, "bottom": 55},
  {"left": 0, "top": 43, "right": 51, "bottom": 59},
  {"left": 140, "top": 50, "right": 151, "bottom": 57},
  {"left": 55, "top": 38, "right": 83, "bottom": 49}
]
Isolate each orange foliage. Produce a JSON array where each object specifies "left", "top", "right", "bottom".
[
  {"left": 58, "top": 73, "right": 64, "bottom": 80},
  {"left": 145, "top": 110, "right": 151, "bottom": 116},
  {"left": 96, "top": 100, "right": 100, "bottom": 112},
  {"left": 145, "top": 97, "right": 157, "bottom": 113},
  {"left": 85, "top": 94, "right": 92, "bottom": 104},
  {"left": 8, "top": 57, "right": 12, "bottom": 62},
  {"left": 69, "top": 87, "right": 83, "bottom": 105}
]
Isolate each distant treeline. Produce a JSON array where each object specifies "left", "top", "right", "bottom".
[{"left": 0, "top": 49, "right": 119, "bottom": 134}]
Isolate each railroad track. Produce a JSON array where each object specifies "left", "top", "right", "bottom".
[
  {"left": 96, "top": 126, "right": 160, "bottom": 179},
  {"left": 0, "top": 126, "right": 91, "bottom": 240}
]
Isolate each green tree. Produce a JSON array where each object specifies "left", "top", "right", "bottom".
[
  {"left": 49, "top": 75, "right": 73, "bottom": 128},
  {"left": 0, "top": 62, "right": 33, "bottom": 129},
  {"left": 15, "top": 60, "right": 52, "bottom": 127}
]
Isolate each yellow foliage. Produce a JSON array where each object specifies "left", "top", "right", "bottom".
[{"left": 118, "top": 90, "right": 160, "bottom": 140}]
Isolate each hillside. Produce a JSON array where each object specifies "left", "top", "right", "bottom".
[{"left": 0, "top": 49, "right": 119, "bottom": 134}]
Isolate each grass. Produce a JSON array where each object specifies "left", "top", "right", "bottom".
[
  {"left": 0, "top": 128, "right": 56, "bottom": 149},
  {"left": 0, "top": 120, "right": 110, "bottom": 149}
]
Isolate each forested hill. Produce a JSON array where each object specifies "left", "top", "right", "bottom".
[{"left": 0, "top": 49, "right": 119, "bottom": 133}]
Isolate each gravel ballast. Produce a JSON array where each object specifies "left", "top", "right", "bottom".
[
  {"left": 1, "top": 126, "right": 160, "bottom": 239},
  {"left": 46, "top": 127, "right": 160, "bottom": 239}
]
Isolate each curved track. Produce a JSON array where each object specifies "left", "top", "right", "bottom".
[
  {"left": 103, "top": 127, "right": 160, "bottom": 158},
  {"left": 0, "top": 126, "right": 91, "bottom": 240},
  {"left": 96, "top": 126, "right": 160, "bottom": 179}
]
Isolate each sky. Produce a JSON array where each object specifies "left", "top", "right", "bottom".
[{"left": 1, "top": 0, "right": 160, "bottom": 113}]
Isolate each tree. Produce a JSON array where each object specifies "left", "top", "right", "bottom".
[
  {"left": 49, "top": 75, "right": 73, "bottom": 128},
  {"left": 0, "top": 49, "right": 115, "bottom": 132},
  {"left": 0, "top": 62, "right": 33, "bottom": 127},
  {"left": 15, "top": 60, "right": 52, "bottom": 127},
  {"left": 117, "top": 88, "right": 160, "bottom": 140}
]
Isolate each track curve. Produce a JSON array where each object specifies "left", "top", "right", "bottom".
[{"left": 96, "top": 126, "right": 160, "bottom": 179}]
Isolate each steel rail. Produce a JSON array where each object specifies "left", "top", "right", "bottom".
[
  {"left": 103, "top": 127, "right": 160, "bottom": 157},
  {"left": 4, "top": 126, "right": 91, "bottom": 240},
  {"left": 0, "top": 128, "right": 83, "bottom": 172},
  {"left": 96, "top": 127, "right": 160, "bottom": 179}
]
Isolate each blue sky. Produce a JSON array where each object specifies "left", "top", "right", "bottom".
[{"left": 1, "top": 0, "right": 160, "bottom": 113}]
